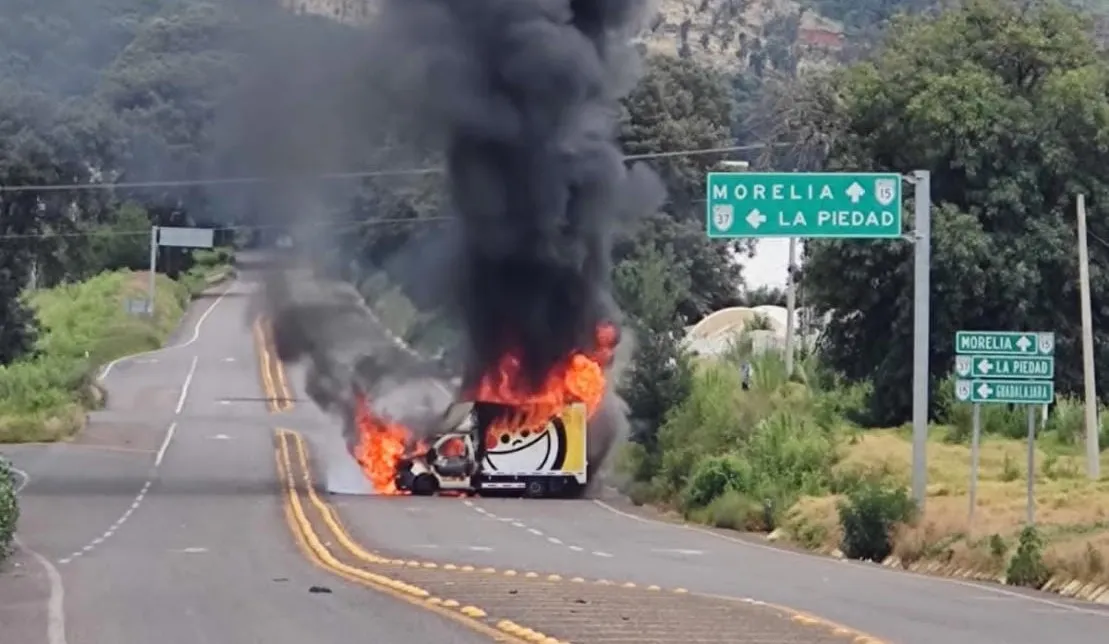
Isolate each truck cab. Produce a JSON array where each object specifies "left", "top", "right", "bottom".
[{"left": 394, "top": 400, "right": 588, "bottom": 498}]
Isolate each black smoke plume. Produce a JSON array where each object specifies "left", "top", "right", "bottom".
[
  {"left": 366, "top": 0, "right": 665, "bottom": 393},
  {"left": 262, "top": 0, "right": 665, "bottom": 488}
]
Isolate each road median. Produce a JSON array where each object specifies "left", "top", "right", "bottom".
[{"left": 253, "top": 316, "right": 293, "bottom": 413}]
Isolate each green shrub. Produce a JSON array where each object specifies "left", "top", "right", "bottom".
[
  {"left": 700, "top": 490, "right": 767, "bottom": 531},
  {"left": 683, "top": 454, "right": 751, "bottom": 508},
  {"left": 655, "top": 363, "right": 757, "bottom": 494},
  {"left": 1006, "top": 525, "right": 1049, "bottom": 588},
  {"left": 0, "top": 270, "right": 189, "bottom": 442},
  {"left": 0, "top": 456, "right": 18, "bottom": 561},
  {"left": 179, "top": 247, "right": 234, "bottom": 295},
  {"left": 837, "top": 479, "right": 917, "bottom": 562}
]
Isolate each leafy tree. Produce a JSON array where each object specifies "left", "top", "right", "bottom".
[
  {"left": 769, "top": 0, "right": 1109, "bottom": 423},
  {"left": 742, "top": 285, "right": 787, "bottom": 307},
  {"left": 619, "top": 54, "right": 746, "bottom": 323},
  {"left": 614, "top": 242, "right": 694, "bottom": 453}
]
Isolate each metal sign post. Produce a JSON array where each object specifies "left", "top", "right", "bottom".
[
  {"left": 968, "top": 402, "right": 981, "bottom": 531},
  {"left": 955, "top": 330, "right": 1054, "bottom": 527},
  {"left": 910, "top": 170, "right": 931, "bottom": 509},
  {"left": 147, "top": 225, "right": 216, "bottom": 316},
  {"left": 704, "top": 168, "right": 929, "bottom": 509},
  {"left": 147, "top": 226, "right": 158, "bottom": 316}
]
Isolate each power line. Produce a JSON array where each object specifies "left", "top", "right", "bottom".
[
  {"left": 0, "top": 144, "right": 780, "bottom": 193},
  {"left": 0, "top": 216, "right": 453, "bottom": 241}
]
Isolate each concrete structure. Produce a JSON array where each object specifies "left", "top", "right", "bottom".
[{"left": 683, "top": 305, "right": 822, "bottom": 358}]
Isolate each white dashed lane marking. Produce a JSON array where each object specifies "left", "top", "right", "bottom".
[
  {"left": 462, "top": 499, "right": 609, "bottom": 558},
  {"left": 58, "top": 479, "right": 153, "bottom": 565}
]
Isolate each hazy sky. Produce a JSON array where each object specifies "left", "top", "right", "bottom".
[{"left": 741, "top": 238, "right": 793, "bottom": 289}]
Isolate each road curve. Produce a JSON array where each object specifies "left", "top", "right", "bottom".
[
  {"left": 318, "top": 485, "right": 1109, "bottom": 644},
  {"left": 266, "top": 274, "right": 1109, "bottom": 643},
  {"left": 2, "top": 261, "right": 492, "bottom": 644}
]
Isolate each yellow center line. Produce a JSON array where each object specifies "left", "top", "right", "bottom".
[
  {"left": 253, "top": 317, "right": 290, "bottom": 413},
  {"left": 273, "top": 430, "right": 533, "bottom": 643},
  {"left": 281, "top": 428, "right": 889, "bottom": 644},
  {"left": 265, "top": 318, "right": 294, "bottom": 411}
]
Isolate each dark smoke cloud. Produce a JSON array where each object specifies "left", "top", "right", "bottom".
[
  {"left": 257, "top": 0, "right": 666, "bottom": 487},
  {"left": 265, "top": 269, "right": 459, "bottom": 453},
  {"left": 364, "top": 0, "right": 664, "bottom": 392}
]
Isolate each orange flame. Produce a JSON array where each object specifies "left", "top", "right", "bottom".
[
  {"left": 351, "top": 394, "right": 411, "bottom": 494},
  {"left": 352, "top": 322, "right": 618, "bottom": 493}
]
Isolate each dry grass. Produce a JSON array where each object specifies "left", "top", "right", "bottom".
[{"left": 786, "top": 429, "right": 1109, "bottom": 585}]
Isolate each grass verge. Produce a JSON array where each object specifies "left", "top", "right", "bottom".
[
  {"left": 785, "top": 427, "right": 1109, "bottom": 588},
  {"left": 615, "top": 335, "right": 1109, "bottom": 597},
  {"left": 0, "top": 269, "right": 192, "bottom": 443},
  {"left": 178, "top": 247, "right": 235, "bottom": 296}
]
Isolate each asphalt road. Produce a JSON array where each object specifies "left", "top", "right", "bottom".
[
  {"left": 322, "top": 479, "right": 1109, "bottom": 644},
  {"left": 8, "top": 259, "right": 1109, "bottom": 644},
  {"left": 1, "top": 264, "right": 490, "bottom": 644},
  {"left": 280, "top": 309, "right": 1109, "bottom": 644}
]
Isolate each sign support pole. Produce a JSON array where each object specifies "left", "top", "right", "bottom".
[
  {"left": 784, "top": 237, "right": 797, "bottom": 377},
  {"left": 968, "top": 402, "right": 981, "bottom": 532},
  {"left": 911, "top": 170, "right": 931, "bottom": 509},
  {"left": 148, "top": 226, "right": 158, "bottom": 317},
  {"left": 1026, "top": 405, "right": 1036, "bottom": 525}
]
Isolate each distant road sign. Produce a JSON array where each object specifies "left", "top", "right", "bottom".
[
  {"left": 124, "top": 298, "right": 151, "bottom": 316},
  {"left": 954, "top": 379, "right": 1054, "bottom": 404},
  {"left": 954, "top": 355, "right": 1054, "bottom": 380},
  {"left": 159, "top": 226, "right": 214, "bottom": 248},
  {"left": 705, "top": 172, "right": 903, "bottom": 238},
  {"left": 955, "top": 331, "right": 1054, "bottom": 356}
]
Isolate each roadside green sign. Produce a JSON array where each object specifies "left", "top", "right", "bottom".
[
  {"left": 954, "top": 355, "right": 1054, "bottom": 380},
  {"left": 954, "top": 379, "right": 1054, "bottom": 404},
  {"left": 954, "top": 331, "right": 1054, "bottom": 356},
  {"left": 705, "top": 172, "right": 903, "bottom": 238}
]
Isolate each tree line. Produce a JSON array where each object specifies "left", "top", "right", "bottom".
[{"left": 4, "top": 0, "right": 1109, "bottom": 435}]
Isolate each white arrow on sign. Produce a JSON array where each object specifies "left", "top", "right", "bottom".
[
  {"left": 846, "top": 182, "right": 865, "bottom": 203},
  {"left": 977, "top": 383, "right": 993, "bottom": 399},
  {"left": 746, "top": 208, "right": 767, "bottom": 229},
  {"left": 976, "top": 358, "right": 992, "bottom": 374},
  {"left": 1016, "top": 335, "right": 1032, "bottom": 352}
]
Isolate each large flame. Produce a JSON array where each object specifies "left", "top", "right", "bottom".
[
  {"left": 352, "top": 323, "right": 618, "bottom": 494},
  {"left": 351, "top": 396, "right": 411, "bottom": 494}
]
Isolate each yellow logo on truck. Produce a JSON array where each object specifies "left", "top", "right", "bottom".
[{"left": 483, "top": 403, "right": 585, "bottom": 474}]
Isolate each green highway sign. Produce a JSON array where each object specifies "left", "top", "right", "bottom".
[
  {"left": 954, "top": 379, "right": 1054, "bottom": 404},
  {"left": 705, "top": 172, "right": 903, "bottom": 239},
  {"left": 955, "top": 355, "right": 1054, "bottom": 380},
  {"left": 954, "top": 331, "right": 1054, "bottom": 356}
]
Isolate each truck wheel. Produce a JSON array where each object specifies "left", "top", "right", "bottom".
[
  {"left": 412, "top": 473, "right": 440, "bottom": 496},
  {"left": 525, "top": 480, "right": 545, "bottom": 498}
]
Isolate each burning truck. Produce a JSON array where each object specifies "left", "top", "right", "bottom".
[
  {"left": 350, "top": 324, "right": 619, "bottom": 499},
  {"left": 263, "top": 0, "right": 659, "bottom": 499}
]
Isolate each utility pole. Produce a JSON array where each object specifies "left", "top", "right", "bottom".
[
  {"left": 784, "top": 238, "right": 797, "bottom": 377},
  {"left": 1077, "top": 194, "right": 1101, "bottom": 479}
]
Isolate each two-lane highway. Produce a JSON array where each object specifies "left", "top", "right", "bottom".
[
  {"left": 318, "top": 482, "right": 1109, "bottom": 644},
  {"left": 2, "top": 262, "right": 495, "bottom": 644},
  {"left": 256, "top": 298, "right": 1109, "bottom": 644}
]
